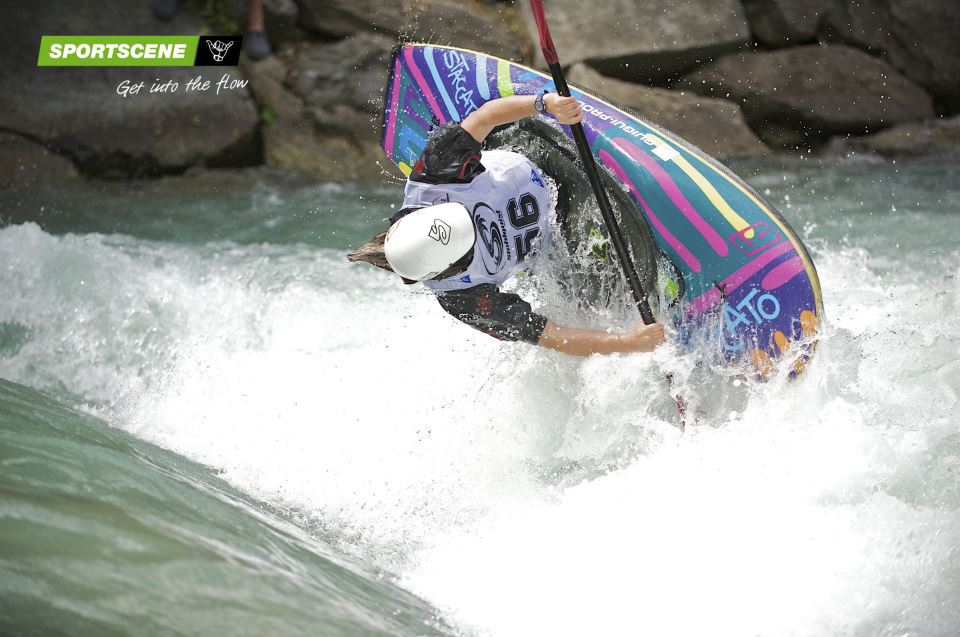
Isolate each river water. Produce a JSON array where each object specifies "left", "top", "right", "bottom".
[{"left": 1, "top": 153, "right": 958, "bottom": 636}]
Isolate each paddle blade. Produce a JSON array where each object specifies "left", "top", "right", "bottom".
[{"left": 528, "top": 0, "right": 559, "bottom": 65}]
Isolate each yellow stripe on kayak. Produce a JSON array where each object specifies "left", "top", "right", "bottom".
[
  {"left": 643, "top": 132, "right": 754, "bottom": 239},
  {"left": 399, "top": 161, "right": 412, "bottom": 176},
  {"left": 497, "top": 59, "right": 514, "bottom": 97}
]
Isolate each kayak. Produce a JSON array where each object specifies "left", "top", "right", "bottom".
[{"left": 381, "top": 43, "right": 823, "bottom": 375}]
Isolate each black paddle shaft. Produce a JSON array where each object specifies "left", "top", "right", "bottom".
[{"left": 546, "top": 63, "right": 655, "bottom": 325}]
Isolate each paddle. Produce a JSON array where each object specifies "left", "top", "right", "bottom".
[
  {"left": 529, "top": 0, "right": 654, "bottom": 324},
  {"left": 528, "top": 0, "right": 688, "bottom": 424}
]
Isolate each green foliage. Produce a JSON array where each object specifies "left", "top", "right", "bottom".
[
  {"left": 185, "top": 0, "right": 239, "bottom": 34},
  {"left": 260, "top": 104, "right": 275, "bottom": 126}
]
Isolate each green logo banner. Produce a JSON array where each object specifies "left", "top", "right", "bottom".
[{"left": 37, "top": 36, "right": 199, "bottom": 67}]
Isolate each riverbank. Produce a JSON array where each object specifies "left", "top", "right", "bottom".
[{"left": 5, "top": 0, "right": 958, "bottom": 190}]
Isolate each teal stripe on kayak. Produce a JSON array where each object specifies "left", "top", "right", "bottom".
[
  {"left": 476, "top": 55, "right": 490, "bottom": 101},
  {"left": 424, "top": 47, "right": 459, "bottom": 121}
]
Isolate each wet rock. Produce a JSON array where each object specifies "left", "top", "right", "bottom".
[
  {"left": 740, "top": 0, "right": 832, "bottom": 47},
  {"left": 291, "top": 33, "right": 394, "bottom": 118},
  {"left": 567, "top": 64, "right": 767, "bottom": 158},
  {"left": 0, "top": 1, "right": 261, "bottom": 177},
  {"left": 828, "top": 116, "right": 960, "bottom": 158},
  {"left": 740, "top": 0, "right": 960, "bottom": 113},
  {"left": 818, "top": 0, "right": 960, "bottom": 113},
  {"left": 678, "top": 45, "right": 934, "bottom": 147},
  {"left": 242, "top": 47, "right": 390, "bottom": 181},
  {"left": 295, "top": 0, "right": 525, "bottom": 61},
  {"left": 263, "top": 124, "right": 389, "bottom": 182},
  {"left": 0, "top": 133, "right": 79, "bottom": 189},
  {"left": 519, "top": 0, "right": 750, "bottom": 84}
]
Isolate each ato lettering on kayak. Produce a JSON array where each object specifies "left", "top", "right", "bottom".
[{"left": 442, "top": 50, "right": 479, "bottom": 115}]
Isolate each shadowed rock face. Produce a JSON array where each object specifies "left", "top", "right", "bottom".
[
  {"left": 567, "top": 64, "right": 767, "bottom": 158},
  {"left": 678, "top": 44, "right": 934, "bottom": 147},
  {"left": 520, "top": 0, "right": 751, "bottom": 84},
  {"left": 0, "top": 1, "right": 260, "bottom": 178},
  {"left": 295, "top": 0, "right": 525, "bottom": 61},
  {"left": 742, "top": 0, "right": 960, "bottom": 113},
  {"left": 741, "top": 0, "right": 832, "bottom": 47},
  {"left": 0, "top": 133, "right": 79, "bottom": 189},
  {"left": 830, "top": 116, "right": 960, "bottom": 158},
  {"left": 819, "top": 0, "right": 960, "bottom": 114}
]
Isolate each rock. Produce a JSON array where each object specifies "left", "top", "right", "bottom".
[
  {"left": 292, "top": 33, "right": 394, "bottom": 118},
  {"left": 740, "top": 0, "right": 960, "bottom": 113},
  {"left": 242, "top": 45, "right": 392, "bottom": 181},
  {"left": 263, "top": 123, "right": 389, "bottom": 182},
  {"left": 241, "top": 55, "right": 304, "bottom": 120},
  {"left": 677, "top": 45, "right": 934, "bottom": 147},
  {"left": 829, "top": 116, "right": 960, "bottom": 158},
  {"left": 567, "top": 64, "right": 766, "bottom": 157},
  {"left": 519, "top": 0, "right": 751, "bottom": 84},
  {"left": 740, "top": 0, "right": 832, "bottom": 47},
  {"left": 0, "top": 1, "right": 261, "bottom": 177},
  {"left": 295, "top": 0, "right": 526, "bottom": 61},
  {"left": 0, "top": 133, "right": 79, "bottom": 189},
  {"left": 818, "top": 0, "right": 960, "bottom": 113}
]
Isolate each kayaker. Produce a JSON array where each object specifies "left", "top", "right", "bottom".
[{"left": 348, "top": 93, "right": 665, "bottom": 356}]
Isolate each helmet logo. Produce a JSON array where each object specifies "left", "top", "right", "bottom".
[{"left": 428, "top": 219, "right": 452, "bottom": 245}]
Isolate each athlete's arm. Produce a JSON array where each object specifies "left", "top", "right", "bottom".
[
  {"left": 537, "top": 320, "right": 666, "bottom": 356},
  {"left": 461, "top": 94, "right": 583, "bottom": 143}
]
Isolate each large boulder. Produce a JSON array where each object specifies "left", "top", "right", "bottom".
[
  {"left": 741, "top": 0, "right": 960, "bottom": 113},
  {"left": 677, "top": 45, "right": 934, "bottom": 147},
  {"left": 829, "top": 116, "right": 960, "bottom": 158},
  {"left": 295, "top": 0, "right": 527, "bottom": 61},
  {"left": 0, "top": 1, "right": 260, "bottom": 177},
  {"left": 0, "top": 133, "right": 79, "bottom": 190},
  {"left": 740, "top": 0, "right": 832, "bottom": 47},
  {"left": 819, "top": 0, "right": 960, "bottom": 113},
  {"left": 567, "top": 64, "right": 766, "bottom": 157},
  {"left": 241, "top": 47, "right": 390, "bottom": 182},
  {"left": 292, "top": 33, "right": 394, "bottom": 118},
  {"left": 519, "top": 0, "right": 751, "bottom": 84}
]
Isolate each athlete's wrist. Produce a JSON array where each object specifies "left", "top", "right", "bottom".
[{"left": 533, "top": 91, "right": 548, "bottom": 115}]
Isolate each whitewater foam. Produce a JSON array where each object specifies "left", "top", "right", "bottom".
[{"left": 1, "top": 165, "right": 958, "bottom": 637}]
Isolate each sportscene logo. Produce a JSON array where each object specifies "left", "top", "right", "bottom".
[{"left": 37, "top": 35, "right": 243, "bottom": 67}]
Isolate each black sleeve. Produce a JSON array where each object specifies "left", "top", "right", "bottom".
[
  {"left": 436, "top": 284, "right": 548, "bottom": 344},
  {"left": 410, "top": 123, "right": 485, "bottom": 184}
]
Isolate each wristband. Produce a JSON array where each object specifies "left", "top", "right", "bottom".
[{"left": 534, "top": 91, "right": 548, "bottom": 115}]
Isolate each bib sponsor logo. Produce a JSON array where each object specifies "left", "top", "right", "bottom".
[
  {"left": 530, "top": 168, "right": 545, "bottom": 188},
  {"left": 473, "top": 203, "right": 506, "bottom": 275},
  {"left": 428, "top": 219, "right": 452, "bottom": 245}
]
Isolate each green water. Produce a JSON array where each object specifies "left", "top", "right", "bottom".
[{"left": 0, "top": 379, "right": 448, "bottom": 636}]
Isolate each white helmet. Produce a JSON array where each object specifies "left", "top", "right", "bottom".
[{"left": 384, "top": 202, "right": 475, "bottom": 281}]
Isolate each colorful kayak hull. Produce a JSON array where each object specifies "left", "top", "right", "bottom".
[{"left": 381, "top": 43, "right": 823, "bottom": 374}]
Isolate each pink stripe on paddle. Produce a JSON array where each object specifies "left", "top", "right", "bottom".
[
  {"left": 687, "top": 241, "right": 795, "bottom": 316},
  {"left": 384, "top": 58, "right": 402, "bottom": 155},
  {"left": 762, "top": 256, "right": 805, "bottom": 291},
  {"left": 599, "top": 150, "right": 701, "bottom": 273},
  {"left": 403, "top": 47, "right": 447, "bottom": 124},
  {"left": 612, "top": 138, "right": 728, "bottom": 256}
]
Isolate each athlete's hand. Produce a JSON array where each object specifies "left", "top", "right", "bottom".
[
  {"left": 545, "top": 94, "right": 583, "bottom": 125},
  {"left": 619, "top": 322, "right": 666, "bottom": 352}
]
